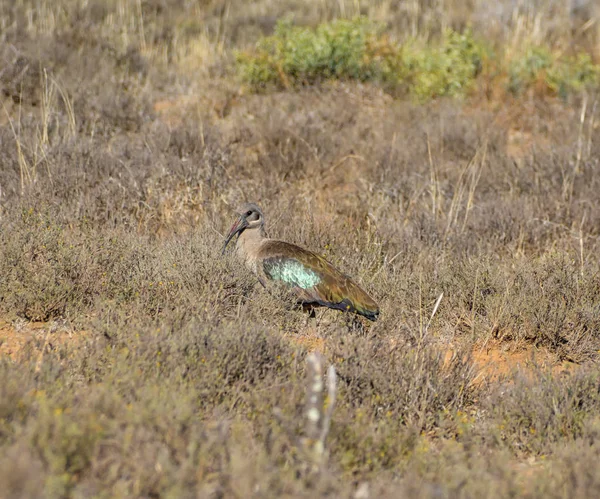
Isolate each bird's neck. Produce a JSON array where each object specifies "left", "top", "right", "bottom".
[{"left": 236, "top": 227, "right": 266, "bottom": 271}]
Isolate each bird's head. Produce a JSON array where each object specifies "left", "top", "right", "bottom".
[{"left": 221, "top": 203, "right": 264, "bottom": 254}]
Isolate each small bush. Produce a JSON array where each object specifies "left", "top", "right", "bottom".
[
  {"left": 0, "top": 210, "right": 98, "bottom": 321},
  {"left": 548, "top": 53, "right": 600, "bottom": 97},
  {"left": 482, "top": 368, "right": 600, "bottom": 456},
  {"left": 235, "top": 17, "right": 401, "bottom": 89},
  {"left": 508, "top": 47, "right": 600, "bottom": 97},
  {"left": 401, "top": 29, "right": 486, "bottom": 101},
  {"left": 507, "top": 46, "right": 554, "bottom": 94},
  {"left": 333, "top": 333, "right": 475, "bottom": 431}
]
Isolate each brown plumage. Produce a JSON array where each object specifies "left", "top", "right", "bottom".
[{"left": 222, "top": 203, "right": 379, "bottom": 321}]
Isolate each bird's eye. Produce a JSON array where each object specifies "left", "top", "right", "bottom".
[{"left": 246, "top": 210, "right": 252, "bottom": 217}]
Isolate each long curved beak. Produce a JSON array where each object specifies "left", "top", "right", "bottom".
[{"left": 221, "top": 216, "right": 248, "bottom": 255}]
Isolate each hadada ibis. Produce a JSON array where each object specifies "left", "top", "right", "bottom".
[{"left": 222, "top": 203, "right": 379, "bottom": 321}]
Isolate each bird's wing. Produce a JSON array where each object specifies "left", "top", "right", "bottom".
[{"left": 259, "top": 240, "right": 379, "bottom": 319}]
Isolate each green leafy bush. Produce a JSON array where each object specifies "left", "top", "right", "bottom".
[
  {"left": 235, "top": 17, "right": 401, "bottom": 89},
  {"left": 508, "top": 46, "right": 553, "bottom": 94},
  {"left": 508, "top": 47, "right": 600, "bottom": 97},
  {"left": 400, "top": 29, "right": 486, "bottom": 100},
  {"left": 236, "top": 18, "right": 485, "bottom": 100},
  {"left": 237, "top": 17, "right": 600, "bottom": 101},
  {"left": 548, "top": 53, "right": 600, "bottom": 97}
]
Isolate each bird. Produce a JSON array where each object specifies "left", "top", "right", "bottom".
[{"left": 222, "top": 203, "right": 379, "bottom": 321}]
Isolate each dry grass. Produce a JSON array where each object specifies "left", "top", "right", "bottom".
[{"left": 1, "top": 1, "right": 600, "bottom": 497}]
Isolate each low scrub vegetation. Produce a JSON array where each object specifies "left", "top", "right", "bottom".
[
  {"left": 2, "top": 0, "right": 600, "bottom": 497},
  {"left": 237, "top": 17, "right": 600, "bottom": 100}
]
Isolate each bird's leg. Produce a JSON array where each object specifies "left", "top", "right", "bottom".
[
  {"left": 346, "top": 315, "right": 354, "bottom": 333},
  {"left": 302, "top": 304, "right": 317, "bottom": 328},
  {"left": 343, "top": 313, "right": 364, "bottom": 334},
  {"left": 315, "top": 308, "right": 327, "bottom": 328},
  {"left": 353, "top": 315, "right": 368, "bottom": 335}
]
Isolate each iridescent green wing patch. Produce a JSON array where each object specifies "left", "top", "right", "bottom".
[
  {"left": 263, "top": 257, "right": 322, "bottom": 289},
  {"left": 259, "top": 240, "right": 380, "bottom": 321}
]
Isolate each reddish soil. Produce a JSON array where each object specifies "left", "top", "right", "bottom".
[
  {"left": 0, "top": 319, "right": 84, "bottom": 365},
  {"left": 1, "top": 318, "right": 576, "bottom": 387},
  {"left": 286, "top": 328, "right": 576, "bottom": 386},
  {"left": 286, "top": 330, "right": 326, "bottom": 352},
  {"left": 469, "top": 340, "right": 575, "bottom": 385}
]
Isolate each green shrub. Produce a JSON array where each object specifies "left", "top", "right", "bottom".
[
  {"left": 508, "top": 46, "right": 554, "bottom": 94},
  {"left": 548, "top": 53, "right": 600, "bottom": 97},
  {"left": 235, "top": 17, "right": 401, "bottom": 89},
  {"left": 236, "top": 18, "right": 486, "bottom": 100},
  {"left": 508, "top": 47, "right": 600, "bottom": 97},
  {"left": 237, "top": 17, "right": 600, "bottom": 101},
  {"left": 401, "top": 29, "right": 486, "bottom": 101}
]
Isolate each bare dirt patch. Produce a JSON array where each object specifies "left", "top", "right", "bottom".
[
  {"left": 0, "top": 319, "right": 84, "bottom": 363},
  {"left": 285, "top": 329, "right": 326, "bottom": 352},
  {"left": 285, "top": 326, "right": 578, "bottom": 389},
  {"left": 1, "top": 315, "right": 579, "bottom": 393},
  {"left": 0, "top": 323, "right": 29, "bottom": 361},
  {"left": 470, "top": 340, "right": 575, "bottom": 384}
]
